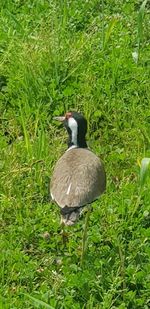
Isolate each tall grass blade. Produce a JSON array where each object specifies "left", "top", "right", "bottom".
[
  {"left": 140, "top": 157, "right": 150, "bottom": 186},
  {"left": 81, "top": 207, "right": 91, "bottom": 267},
  {"left": 137, "top": 0, "right": 148, "bottom": 49},
  {"left": 104, "top": 17, "right": 119, "bottom": 49},
  {"left": 133, "top": 0, "right": 147, "bottom": 64},
  {"left": 24, "top": 293, "right": 55, "bottom": 309},
  {"left": 19, "top": 105, "right": 32, "bottom": 159},
  {"left": 102, "top": 0, "right": 105, "bottom": 49}
]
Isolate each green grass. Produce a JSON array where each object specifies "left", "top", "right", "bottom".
[{"left": 0, "top": 0, "right": 150, "bottom": 308}]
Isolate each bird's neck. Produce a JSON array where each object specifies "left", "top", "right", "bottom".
[{"left": 67, "top": 134, "right": 87, "bottom": 149}]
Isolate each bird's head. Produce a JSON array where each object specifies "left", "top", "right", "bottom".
[{"left": 54, "top": 111, "right": 87, "bottom": 149}]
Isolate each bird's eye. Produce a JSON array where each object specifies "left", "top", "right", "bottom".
[{"left": 65, "top": 112, "right": 72, "bottom": 119}]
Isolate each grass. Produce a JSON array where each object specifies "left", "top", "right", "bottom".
[{"left": 0, "top": 0, "right": 150, "bottom": 308}]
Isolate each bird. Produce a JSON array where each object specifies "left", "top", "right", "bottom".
[{"left": 50, "top": 111, "right": 106, "bottom": 226}]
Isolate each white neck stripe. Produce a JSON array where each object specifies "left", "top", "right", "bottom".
[
  {"left": 66, "top": 145, "right": 77, "bottom": 152},
  {"left": 68, "top": 117, "right": 78, "bottom": 146}
]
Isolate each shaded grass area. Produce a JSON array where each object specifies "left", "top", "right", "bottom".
[{"left": 0, "top": 0, "right": 150, "bottom": 308}]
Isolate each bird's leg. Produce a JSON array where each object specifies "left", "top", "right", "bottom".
[{"left": 81, "top": 206, "right": 91, "bottom": 266}]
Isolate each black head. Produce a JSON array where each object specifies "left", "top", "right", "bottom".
[{"left": 54, "top": 111, "right": 87, "bottom": 148}]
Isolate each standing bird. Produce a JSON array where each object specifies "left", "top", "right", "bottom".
[{"left": 50, "top": 111, "right": 106, "bottom": 226}]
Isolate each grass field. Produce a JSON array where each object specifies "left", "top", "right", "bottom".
[{"left": 0, "top": 0, "right": 150, "bottom": 308}]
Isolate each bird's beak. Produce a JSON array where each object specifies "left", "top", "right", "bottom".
[{"left": 53, "top": 116, "right": 65, "bottom": 122}]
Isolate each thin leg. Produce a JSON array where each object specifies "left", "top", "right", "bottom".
[{"left": 81, "top": 207, "right": 91, "bottom": 266}]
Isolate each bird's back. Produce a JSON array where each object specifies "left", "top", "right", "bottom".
[{"left": 50, "top": 148, "right": 106, "bottom": 209}]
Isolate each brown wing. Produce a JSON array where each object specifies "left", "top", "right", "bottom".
[{"left": 50, "top": 148, "right": 106, "bottom": 208}]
